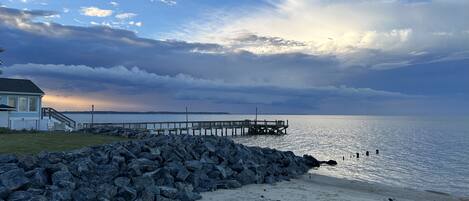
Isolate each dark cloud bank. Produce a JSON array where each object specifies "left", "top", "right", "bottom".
[{"left": 0, "top": 7, "right": 468, "bottom": 114}]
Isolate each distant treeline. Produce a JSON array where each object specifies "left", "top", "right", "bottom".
[{"left": 62, "top": 111, "right": 230, "bottom": 115}]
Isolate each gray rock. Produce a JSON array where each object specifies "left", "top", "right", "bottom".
[
  {"left": 236, "top": 169, "right": 256, "bottom": 185},
  {"left": 158, "top": 186, "right": 178, "bottom": 199},
  {"left": 215, "top": 180, "right": 241, "bottom": 189},
  {"left": 17, "top": 156, "right": 38, "bottom": 171},
  {"left": 0, "top": 155, "right": 17, "bottom": 164},
  {"left": 184, "top": 161, "right": 203, "bottom": 171},
  {"left": 117, "top": 186, "right": 137, "bottom": 201},
  {"left": 0, "top": 185, "right": 10, "bottom": 199},
  {"left": 303, "top": 155, "right": 320, "bottom": 168},
  {"left": 94, "top": 164, "right": 119, "bottom": 182},
  {"left": 141, "top": 185, "right": 161, "bottom": 201},
  {"left": 51, "top": 170, "right": 75, "bottom": 190},
  {"left": 190, "top": 171, "right": 215, "bottom": 192},
  {"left": 29, "top": 195, "right": 48, "bottom": 201},
  {"left": 26, "top": 188, "right": 44, "bottom": 196},
  {"left": 148, "top": 147, "right": 160, "bottom": 156},
  {"left": 113, "top": 177, "right": 130, "bottom": 188},
  {"left": 230, "top": 159, "right": 245, "bottom": 173},
  {"left": 155, "top": 195, "right": 175, "bottom": 201},
  {"left": 214, "top": 165, "right": 228, "bottom": 179},
  {"left": 128, "top": 158, "right": 158, "bottom": 176},
  {"left": 73, "top": 157, "right": 95, "bottom": 176},
  {"left": 51, "top": 190, "right": 72, "bottom": 201},
  {"left": 264, "top": 175, "right": 275, "bottom": 184},
  {"left": 7, "top": 191, "right": 32, "bottom": 201},
  {"left": 176, "top": 167, "right": 190, "bottom": 182},
  {"left": 0, "top": 164, "right": 19, "bottom": 175},
  {"left": 140, "top": 188, "right": 156, "bottom": 201},
  {"left": 72, "top": 187, "right": 97, "bottom": 201},
  {"left": 29, "top": 168, "right": 48, "bottom": 188},
  {"left": 146, "top": 168, "right": 174, "bottom": 187},
  {"left": 96, "top": 183, "right": 117, "bottom": 200},
  {"left": 111, "top": 156, "right": 125, "bottom": 166},
  {"left": 132, "top": 175, "right": 154, "bottom": 191},
  {"left": 178, "top": 189, "right": 201, "bottom": 201},
  {"left": 203, "top": 142, "right": 216, "bottom": 153},
  {"left": 0, "top": 169, "right": 30, "bottom": 191}
]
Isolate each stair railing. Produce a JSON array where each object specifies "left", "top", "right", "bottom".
[{"left": 41, "top": 107, "right": 76, "bottom": 129}]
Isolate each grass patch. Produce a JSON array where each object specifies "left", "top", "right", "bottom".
[{"left": 0, "top": 132, "right": 128, "bottom": 155}]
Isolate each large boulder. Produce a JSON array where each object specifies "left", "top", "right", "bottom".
[
  {"left": 72, "top": 187, "right": 97, "bottom": 201},
  {"left": 51, "top": 189, "right": 72, "bottom": 201},
  {"left": 113, "top": 177, "right": 130, "bottom": 188},
  {"left": 7, "top": 190, "right": 32, "bottom": 201},
  {"left": 0, "top": 169, "right": 29, "bottom": 191},
  {"left": 132, "top": 175, "right": 155, "bottom": 191},
  {"left": 235, "top": 169, "right": 257, "bottom": 185},
  {"left": 0, "top": 185, "right": 10, "bottom": 199},
  {"left": 303, "top": 155, "right": 320, "bottom": 168},
  {"left": 117, "top": 186, "right": 137, "bottom": 201},
  {"left": 96, "top": 183, "right": 117, "bottom": 200},
  {"left": 28, "top": 168, "right": 48, "bottom": 188},
  {"left": 158, "top": 186, "right": 178, "bottom": 199},
  {"left": 0, "top": 155, "right": 17, "bottom": 164}
]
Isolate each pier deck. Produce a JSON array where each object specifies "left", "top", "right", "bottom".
[{"left": 81, "top": 120, "right": 288, "bottom": 136}]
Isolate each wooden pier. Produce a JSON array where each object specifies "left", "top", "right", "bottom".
[{"left": 81, "top": 120, "right": 288, "bottom": 136}]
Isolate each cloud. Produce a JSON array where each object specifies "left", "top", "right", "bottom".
[
  {"left": 80, "top": 7, "right": 113, "bottom": 17},
  {"left": 115, "top": 12, "right": 137, "bottom": 20},
  {"left": 0, "top": 7, "right": 344, "bottom": 87},
  {"left": 1, "top": 63, "right": 419, "bottom": 113},
  {"left": 172, "top": 0, "right": 469, "bottom": 69},
  {"left": 129, "top": 21, "right": 143, "bottom": 27},
  {"left": 0, "top": 6, "right": 467, "bottom": 114},
  {"left": 157, "top": 0, "right": 177, "bottom": 6}
]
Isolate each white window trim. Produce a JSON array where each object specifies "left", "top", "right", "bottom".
[
  {"left": 29, "top": 96, "right": 39, "bottom": 112},
  {"left": 6, "top": 95, "right": 40, "bottom": 113},
  {"left": 7, "top": 95, "right": 17, "bottom": 109}
]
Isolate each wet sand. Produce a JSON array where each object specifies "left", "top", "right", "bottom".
[{"left": 201, "top": 173, "right": 464, "bottom": 201}]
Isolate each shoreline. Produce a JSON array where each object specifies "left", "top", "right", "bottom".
[{"left": 201, "top": 173, "right": 465, "bottom": 201}]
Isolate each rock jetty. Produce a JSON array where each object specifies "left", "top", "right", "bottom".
[{"left": 0, "top": 131, "right": 326, "bottom": 201}]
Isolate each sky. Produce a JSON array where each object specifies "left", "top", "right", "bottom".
[{"left": 0, "top": 0, "right": 468, "bottom": 114}]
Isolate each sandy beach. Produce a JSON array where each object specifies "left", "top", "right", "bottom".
[{"left": 201, "top": 173, "right": 464, "bottom": 201}]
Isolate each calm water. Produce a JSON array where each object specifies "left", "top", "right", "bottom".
[{"left": 67, "top": 114, "right": 469, "bottom": 196}]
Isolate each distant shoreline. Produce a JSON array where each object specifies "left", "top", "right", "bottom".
[{"left": 62, "top": 111, "right": 230, "bottom": 115}]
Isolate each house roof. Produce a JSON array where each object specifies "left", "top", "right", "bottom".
[
  {"left": 0, "top": 104, "right": 15, "bottom": 111},
  {"left": 0, "top": 78, "right": 45, "bottom": 94}
]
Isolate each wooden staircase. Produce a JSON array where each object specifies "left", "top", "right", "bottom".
[{"left": 41, "top": 107, "right": 76, "bottom": 130}]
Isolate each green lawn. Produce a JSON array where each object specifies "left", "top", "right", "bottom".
[{"left": 0, "top": 133, "right": 128, "bottom": 155}]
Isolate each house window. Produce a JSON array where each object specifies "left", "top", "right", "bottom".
[
  {"left": 8, "top": 96, "right": 17, "bottom": 108},
  {"left": 29, "top": 97, "right": 38, "bottom": 112},
  {"left": 18, "top": 97, "right": 28, "bottom": 112}
]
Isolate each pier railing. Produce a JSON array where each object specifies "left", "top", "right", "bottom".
[{"left": 80, "top": 120, "right": 288, "bottom": 136}]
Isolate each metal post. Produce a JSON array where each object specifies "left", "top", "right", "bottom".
[
  {"left": 255, "top": 107, "right": 258, "bottom": 122},
  {"left": 91, "top": 105, "right": 94, "bottom": 128},
  {"left": 185, "top": 106, "right": 189, "bottom": 132}
]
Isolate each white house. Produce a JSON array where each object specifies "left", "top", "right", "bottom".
[
  {"left": 0, "top": 78, "right": 75, "bottom": 130},
  {"left": 0, "top": 78, "right": 44, "bottom": 130}
]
